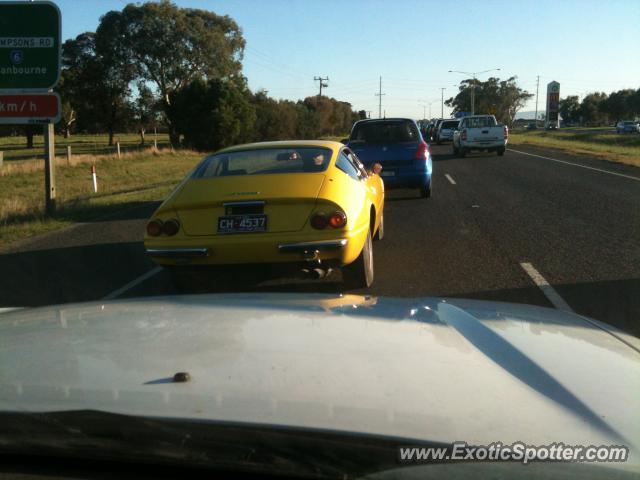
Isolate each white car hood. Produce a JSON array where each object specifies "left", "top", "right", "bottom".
[{"left": 0, "top": 294, "right": 638, "bottom": 462}]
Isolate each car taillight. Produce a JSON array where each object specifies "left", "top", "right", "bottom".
[
  {"left": 310, "top": 213, "right": 328, "bottom": 229},
  {"left": 162, "top": 218, "right": 180, "bottom": 236},
  {"left": 415, "top": 141, "right": 429, "bottom": 160},
  {"left": 146, "top": 219, "right": 163, "bottom": 237},
  {"left": 328, "top": 211, "right": 347, "bottom": 228},
  {"left": 461, "top": 129, "right": 467, "bottom": 141},
  {"left": 504, "top": 126, "right": 509, "bottom": 139}
]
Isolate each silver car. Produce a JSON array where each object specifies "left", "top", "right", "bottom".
[
  {"left": 616, "top": 121, "right": 640, "bottom": 134},
  {"left": 436, "top": 119, "right": 461, "bottom": 144}
]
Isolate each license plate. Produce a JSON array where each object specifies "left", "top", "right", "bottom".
[
  {"left": 381, "top": 171, "right": 395, "bottom": 177},
  {"left": 218, "top": 214, "right": 267, "bottom": 234}
]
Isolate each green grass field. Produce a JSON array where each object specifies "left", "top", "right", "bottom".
[
  {"left": 0, "top": 146, "right": 202, "bottom": 249},
  {"left": 509, "top": 130, "right": 640, "bottom": 167},
  {"left": 0, "top": 132, "right": 172, "bottom": 162}
]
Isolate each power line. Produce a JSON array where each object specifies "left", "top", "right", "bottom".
[{"left": 314, "top": 76, "right": 329, "bottom": 97}]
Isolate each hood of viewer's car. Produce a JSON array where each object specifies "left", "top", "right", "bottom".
[{"left": 0, "top": 294, "right": 638, "bottom": 460}]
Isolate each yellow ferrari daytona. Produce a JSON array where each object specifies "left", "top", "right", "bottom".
[{"left": 144, "top": 140, "right": 385, "bottom": 289}]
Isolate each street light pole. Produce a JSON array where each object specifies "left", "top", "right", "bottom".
[
  {"left": 440, "top": 88, "right": 445, "bottom": 117},
  {"left": 448, "top": 68, "right": 501, "bottom": 115}
]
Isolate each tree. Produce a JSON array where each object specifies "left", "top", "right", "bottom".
[
  {"left": 579, "top": 92, "right": 608, "bottom": 125},
  {"left": 559, "top": 95, "right": 580, "bottom": 124},
  {"left": 133, "top": 82, "right": 159, "bottom": 145},
  {"left": 445, "top": 77, "right": 532, "bottom": 127},
  {"left": 603, "top": 89, "right": 635, "bottom": 122},
  {"left": 102, "top": 0, "right": 245, "bottom": 146},
  {"left": 170, "top": 77, "right": 255, "bottom": 151},
  {"left": 60, "top": 32, "right": 134, "bottom": 145}
]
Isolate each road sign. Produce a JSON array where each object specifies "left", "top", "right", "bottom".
[
  {"left": 0, "top": 92, "right": 61, "bottom": 124},
  {"left": 0, "top": 1, "right": 61, "bottom": 90}
]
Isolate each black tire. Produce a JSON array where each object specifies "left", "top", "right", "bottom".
[
  {"left": 460, "top": 147, "right": 467, "bottom": 158},
  {"left": 497, "top": 147, "right": 505, "bottom": 156},
  {"left": 342, "top": 229, "right": 374, "bottom": 290},
  {"left": 373, "top": 211, "right": 384, "bottom": 241},
  {"left": 420, "top": 179, "right": 432, "bottom": 198},
  {"left": 452, "top": 144, "right": 459, "bottom": 155}
]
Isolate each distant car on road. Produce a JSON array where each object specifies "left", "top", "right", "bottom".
[
  {"left": 616, "top": 121, "right": 640, "bottom": 134},
  {"left": 144, "top": 140, "right": 385, "bottom": 290},
  {"left": 428, "top": 118, "right": 444, "bottom": 142},
  {"left": 452, "top": 114, "right": 508, "bottom": 157},
  {"left": 346, "top": 118, "right": 433, "bottom": 198},
  {"left": 526, "top": 122, "right": 538, "bottom": 130},
  {"left": 435, "top": 119, "right": 460, "bottom": 144}
]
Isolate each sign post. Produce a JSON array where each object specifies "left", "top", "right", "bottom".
[
  {"left": 0, "top": 1, "right": 62, "bottom": 214},
  {"left": 545, "top": 81, "right": 560, "bottom": 130}
]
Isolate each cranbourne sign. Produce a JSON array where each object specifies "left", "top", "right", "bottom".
[{"left": 0, "top": 1, "right": 61, "bottom": 91}]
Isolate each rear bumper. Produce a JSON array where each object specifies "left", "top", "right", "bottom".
[
  {"left": 145, "top": 248, "right": 210, "bottom": 258},
  {"left": 382, "top": 172, "right": 431, "bottom": 189},
  {"left": 461, "top": 141, "right": 507, "bottom": 150},
  {"left": 145, "top": 227, "right": 366, "bottom": 267},
  {"left": 376, "top": 156, "right": 432, "bottom": 189}
]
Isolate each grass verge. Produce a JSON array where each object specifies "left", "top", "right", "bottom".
[
  {"left": 1, "top": 147, "right": 202, "bottom": 250},
  {"left": 509, "top": 130, "right": 640, "bottom": 168}
]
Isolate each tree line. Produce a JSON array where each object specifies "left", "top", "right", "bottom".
[
  {"left": 559, "top": 89, "right": 640, "bottom": 126},
  {"left": 0, "top": 1, "right": 362, "bottom": 151},
  {"left": 444, "top": 77, "right": 533, "bottom": 127}
]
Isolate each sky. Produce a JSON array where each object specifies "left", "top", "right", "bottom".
[{"left": 53, "top": 0, "right": 640, "bottom": 119}]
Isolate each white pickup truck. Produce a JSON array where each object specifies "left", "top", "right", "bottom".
[{"left": 452, "top": 115, "right": 508, "bottom": 157}]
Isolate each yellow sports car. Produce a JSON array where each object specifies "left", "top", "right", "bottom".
[{"left": 144, "top": 140, "right": 385, "bottom": 289}]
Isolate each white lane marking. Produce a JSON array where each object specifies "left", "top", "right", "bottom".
[
  {"left": 508, "top": 148, "right": 640, "bottom": 182},
  {"left": 103, "top": 266, "right": 162, "bottom": 300},
  {"left": 445, "top": 173, "right": 457, "bottom": 185},
  {"left": 520, "top": 262, "right": 573, "bottom": 312}
]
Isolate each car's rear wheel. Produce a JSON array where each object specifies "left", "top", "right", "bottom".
[
  {"left": 452, "top": 144, "right": 459, "bottom": 155},
  {"left": 374, "top": 212, "right": 384, "bottom": 241},
  {"left": 460, "top": 147, "right": 467, "bottom": 158},
  {"left": 420, "top": 180, "right": 432, "bottom": 198},
  {"left": 342, "top": 230, "right": 374, "bottom": 290},
  {"left": 497, "top": 147, "right": 505, "bottom": 156}
]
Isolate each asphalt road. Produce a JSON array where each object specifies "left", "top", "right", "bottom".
[{"left": 2, "top": 143, "right": 639, "bottom": 336}]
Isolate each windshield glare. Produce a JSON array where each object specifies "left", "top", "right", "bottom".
[{"left": 193, "top": 147, "right": 332, "bottom": 177}]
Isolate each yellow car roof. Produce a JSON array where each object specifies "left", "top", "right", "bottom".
[{"left": 215, "top": 140, "right": 344, "bottom": 154}]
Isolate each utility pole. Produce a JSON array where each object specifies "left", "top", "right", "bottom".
[
  {"left": 374, "top": 76, "right": 385, "bottom": 118},
  {"left": 440, "top": 88, "right": 446, "bottom": 118},
  {"left": 314, "top": 76, "right": 329, "bottom": 97},
  {"left": 535, "top": 75, "right": 540, "bottom": 126},
  {"left": 44, "top": 123, "right": 56, "bottom": 214}
]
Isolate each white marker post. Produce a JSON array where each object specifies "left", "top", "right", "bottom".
[{"left": 91, "top": 164, "right": 97, "bottom": 193}]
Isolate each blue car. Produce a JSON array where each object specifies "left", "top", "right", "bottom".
[{"left": 346, "top": 118, "right": 432, "bottom": 198}]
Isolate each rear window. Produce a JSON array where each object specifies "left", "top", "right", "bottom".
[
  {"left": 192, "top": 147, "right": 332, "bottom": 178},
  {"left": 350, "top": 121, "right": 420, "bottom": 144},
  {"left": 463, "top": 117, "right": 497, "bottom": 128},
  {"left": 442, "top": 121, "right": 460, "bottom": 129},
  {"left": 624, "top": 121, "right": 637, "bottom": 126}
]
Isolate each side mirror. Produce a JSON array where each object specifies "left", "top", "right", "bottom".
[
  {"left": 340, "top": 138, "right": 349, "bottom": 145},
  {"left": 371, "top": 163, "right": 383, "bottom": 175}
]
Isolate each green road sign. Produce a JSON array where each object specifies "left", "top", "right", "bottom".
[{"left": 0, "top": 1, "right": 61, "bottom": 90}]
